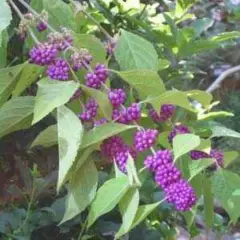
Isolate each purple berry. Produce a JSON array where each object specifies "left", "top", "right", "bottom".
[
  {"left": 134, "top": 129, "right": 159, "bottom": 152},
  {"left": 115, "top": 145, "right": 137, "bottom": 172},
  {"left": 149, "top": 104, "right": 175, "bottom": 122},
  {"left": 85, "top": 72, "right": 102, "bottom": 89},
  {"left": 210, "top": 149, "right": 224, "bottom": 168},
  {"left": 190, "top": 150, "right": 210, "bottom": 160},
  {"left": 168, "top": 124, "right": 190, "bottom": 143},
  {"left": 165, "top": 179, "right": 197, "bottom": 211},
  {"left": 79, "top": 98, "right": 98, "bottom": 121},
  {"left": 47, "top": 27, "right": 73, "bottom": 51},
  {"left": 29, "top": 43, "right": 58, "bottom": 66},
  {"left": 94, "top": 118, "right": 108, "bottom": 127},
  {"left": 154, "top": 163, "right": 181, "bottom": 189},
  {"left": 37, "top": 21, "right": 48, "bottom": 32},
  {"left": 112, "top": 103, "right": 141, "bottom": 124},
  {"left": 47, "top": 58, "right": 70, "bottom": 80},
  {"left": 108, "top": 88, "right": 126, "bottom": 107},
  {"left": 94, "top": 63, "right": 108, "bottom": 83},
  {"left": 144, "top": 150, "right": 173, "bottom": 172},
  {"left": 101, "top": 136, "right": 125, "bottom": 160},
  {"left": 69, "top": 49, "right": 93, "bottom": 71}
]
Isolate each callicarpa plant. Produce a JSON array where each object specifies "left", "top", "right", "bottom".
[{"left": 0, "top": 0, "right": 240, "bottom": 239}]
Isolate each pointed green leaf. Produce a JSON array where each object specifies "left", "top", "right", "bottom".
[
  {"left": 188, "top": 158, "right": 214, "bottom": 181},
  {"left": 130, "top": 202, "right": 161, "bottom": 230},
  {"left": 0, "top": 0, "right": 12, "bottom": 32},
  {"left": 186, "top": 90, "right": 212, "bottom": 108},
  {"left": 196, "top": 139, "right": 211, "bottom": 153},
  {"left": 30, "top": 124, "right": 57, "bottom": 148},
  {"left": 115, "top": 70, "right": 165, "bottom": 99},
  {"left": 147, "top": 90, "right": 194, "bottom": 113},
  {"left": 209, "top": 122, "right": 240, "bottom": 139},
  {"left": 0, "top": 97, "right": 34, "bottom": 138},
  {"left": 33, "top": 78, "right": 79, "bottom": 124},
  {"left": 126, "top": 154, "right": 141, "bottom": 186},
  {"left": 81, "top": 123, "right": 136, "bottom": 149},
  {"left": 116, "top": 188, "right": 140, "bottom": 238},
  {"left": 115, "top": 30, "right": 158, "bottom": 71},
  {"left": 57, "top": 106, "right": 84, "bottom": 192},
  {"left": 81, "top": 85, "right": 112, "bottom": 120},
  {"left": 60, "top": 158, "right": 98, "bottom": 224},
  {"left": 87, "top": 176, "right": 129, "bottom": 228},
  {"left": 211, "top": 169, "right": 240, "bottom": 223},
  {"left": 173, "top": 134, "right": 201, "bottom": 161},
  {"left": 13, "top": 64, "right": 45, "bottom": 96},
  {"left": 0, "top": 64, "right": 25, "bottom": 105}
]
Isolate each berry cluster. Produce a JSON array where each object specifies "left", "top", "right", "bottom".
[
  {"left": 47, "top": 58, "right": 70, "bottom": 80},
  {"left": 149, "top": 104, "right": 175, "bottom": 123},
  {"left": 85, "top": 64, "right": 108, "bottom": 89},
  {"left": 168, "top": 124, "right": 190, "bottom": 143},
  {"left": 108, "top": 89, "right": 126, "bottom": 107},
  {"left": 134, "top": 129, "right": 159, "bottom": 152},
  {"left": 100, "top": 136, "right": 136, "bottom": 172},
  {"left": 144, "top": 150, "right": 196, "bottom": 211},
  {"left": 79, "top": 98, "right": 99, "bottom": 122},
  {"left": 190, "top": 149, "right": 224, "bottom": 169}
]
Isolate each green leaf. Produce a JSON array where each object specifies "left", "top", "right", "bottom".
[
  {"left": 175, "top": 0, "right": 196, "bottom": 18},
  {"left": 73, "top": 34, "right": 106, "bottom": 65},
  {"left": 0, "top": 96, "right": 34, "bottom": 138},
  {"left": 13, "top": 64, "right": 45, "bottom": 96},
  {"left": 130, "top": 202, "right": 161, "bottom": 230},
  {"left": 0, "top": 1, "right": 12, "bottom": 32},
  {"left": 147, "top": 90, "right": 194, "bottom": 113},
  {"left": 116, "top": 188, "right": 140, "bottom": 238},
  {"left": 30, "top": 124, "right": 57, "bottom": 148},
  {"left": 57, "top": 105, "right": 84, "bottom": 192},
  {"left": 195, "top": 139, "right": 211, "bottom": 153},
  {"left": 211, "top": 169, "right": 240, "bottom": 223},
  {"left": 81, "top": 85, "right": 112, "bottom": 120},
  {"left": 42, "top": 0, "right": 76, "bottom": 31},
  {"left": 188, "top": 158, "right": 214, "bottom": 181},
  {"left": 126, "top": 154, "right": 141, "bottom": 186},
  {"left": 115, "top": 30, "right": 158, "bottom": 71},
  {"left": 173, "top": 134, "right": 201, "bottom": 161},
  {"left": 0, "top": 63, "right": 26, "bottom": 106},
  {"left": 186, "top": 90, "right": 213, "bottom": 108},
  {"left": 211, "top": 31, "right": 240, "bottom": 43},
  {"left": 81, "top": 123, "right": 136, "bottom": 149},
  {"left": 158, "top": 131, "right": 171, "bottom": 149},
  {"left": 115, "top": 70, "right": 165, "bottom": 99},
  {"left": 209, "top": 122, "right": 240, "bottom": 139},
  {"left": 203, "top": 177, "right": 214, "bottom": 228},
  {"left": 60, "top": 158, "right": 98, "bottom": 224},
  {"left": 33, "top": 78, "right": 79, "bottom": 124},
  {"left": 190, "top": 18, "right": 213, "bottom": 36},
  {"left": 87, "top": 176, "right": 130, "bottom": 228},
  {"left": 224, "top": 151, "right": 239, "bottom": 167},
  {"left": 0, "top": 30, "right": 8, "bottom": 68},
  {"left": 198, "top": 111, "right": 234, "bottom": 121}
]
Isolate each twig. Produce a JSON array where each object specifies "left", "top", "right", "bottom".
[
  {"left": 8, "top": 0, "right": 40, "bottom": 44},
  {"left": 206, "top": 65, "right": 240, "bottom": 93}
]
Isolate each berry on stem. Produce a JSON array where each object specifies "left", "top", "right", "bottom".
[
  {"left": 29, "top": 43, "right": 58, "bottom": 66},
  {"left": 69, "top": 49, "right": 93, "bottom": 71},
  {"left": 94, "top": 118, "right": 108, "bottom": 127},
  {"left": 190, "top": 150, "right": 209, "bottom": 160},
  {"left": 47, "top": 58, "right": 70, "bottom": 80},
  {"left": 149, "top": 104, "right": 175, "bottom": 122},
  {"left": 79, "top": 98, "right": 98, "bottom": 121},
  {"left": 134, "top": 129, "right": 159, "bottom": 152},
  {"left": 165, "top": 179, "right": 197, "bottom": 211},
  {"left": 108, "top": 88, "right": 126, "bottom": 107},
  {"left": 168, "top": 124, "right": 190, "bottom": 143}
]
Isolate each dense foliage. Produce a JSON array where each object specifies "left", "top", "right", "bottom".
[{"left": 0, "top": 0, "right": 240, "bottom": 239}]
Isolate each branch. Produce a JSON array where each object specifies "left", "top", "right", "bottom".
[{"left": 206, "top": 65, "right": 240, "bottom": 93}]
